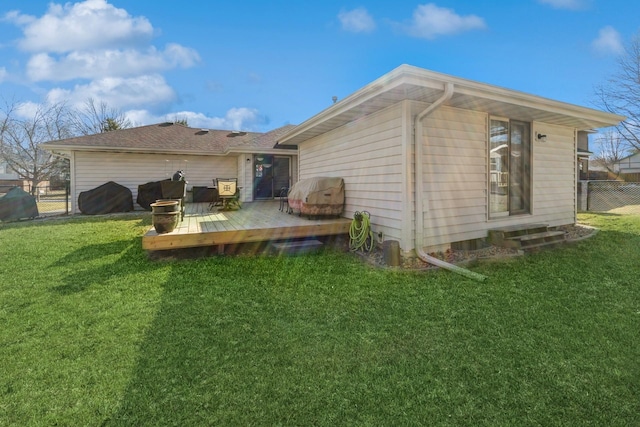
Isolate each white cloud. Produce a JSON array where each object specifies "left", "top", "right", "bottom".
[
  {"left": 26, "top": 44, "right": 200, "bottom": 82},
  {"left": 592, "top": 26, "right": 624, "bottom": 55},
  {"left": 13, "top": 101, "right": 41, "bottom": 120},
  {"left": 9, "top": 0, "right": 153, "bottom": 53},
  {"left": 2, "top": 10, "right": 35, "bottom": 26},
  {"left": 402, "top": 3, "right": 486, "bottom": 40},
  {"left": 221, "top": 107, "right": 265, "bottom": 130},
  {"left": 338, "top": 8, "right": 376, "bottom": 33},
  {"left": 538, "top": 0, "right": 589, "bottom": 10},
  {"left": 125, "top": 107, "right": 265, "bottom": 131},
  {"left": 3, "top": 1, "right": 259, "bottom": 133},
  {"left": 46, "top": 75, "right": 176, "bottom": 111}
]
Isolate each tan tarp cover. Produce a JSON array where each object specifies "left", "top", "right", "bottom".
[{"left": 288, "top": 177, "right": 344, "bottom": 216}]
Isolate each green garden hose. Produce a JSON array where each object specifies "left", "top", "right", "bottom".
[{"left": 349, "top": 211, "right": 374, "bottom": 252}]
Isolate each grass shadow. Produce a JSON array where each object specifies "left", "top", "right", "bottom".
[
  {"left": 51, "top": 242, "right": 159, "bottom": 295},
  {"left": 103, "top": 250, "right": 384, "bottom": 425},
  {"left": 99, "top": 213, "right": 640, "bottom": 425}
]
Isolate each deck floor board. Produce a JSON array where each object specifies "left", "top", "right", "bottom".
[{"left": 142, "top": 201, "right": 351, "bottom": 251}]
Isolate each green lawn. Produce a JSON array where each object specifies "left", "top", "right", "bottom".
[{"left": 1, "top": 213, "right": 638, "bottom": 426}]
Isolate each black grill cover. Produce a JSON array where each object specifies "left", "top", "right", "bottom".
[
  {"left": 136, "top": 180, "right": 165, "bottom": 210},
  {"left": 78, "top": 181, "right": 133, "bottom": 215},
  {"left": 0, "top": 187, "right": 39, "bottom": 221}
]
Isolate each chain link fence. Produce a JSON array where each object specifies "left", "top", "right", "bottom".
[
  {"left": 0, "top": 182, "right": 70, "bottom": 218},
  {"left": 579, "top": 180, "right": 640, "bottom": 214}
]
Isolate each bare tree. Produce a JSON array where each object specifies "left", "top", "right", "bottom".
[
  {"left": 0, "top": 101, "right": 72, "bottom": 195},
  {"left": 594, "top": 33, "right": 640, "bottom": 151},
  {"left": 70, "top": 98, "right": 132, "bottom": 135},
  {"left": 167, "top": 114, "right": 188, "bottom": 126},
  {"left": 592, "top": 129, "right": 632, "bottom": 176}
]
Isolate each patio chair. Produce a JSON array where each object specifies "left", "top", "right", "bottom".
[
  {"left": 207, "top": 184, "right": 220, "bottom": 210},
  {"left": 278, "top": 186, "right": 289, "bottom": 212},
  {"left": 216, "top": 178, "right": 241, "bottom": 210}
]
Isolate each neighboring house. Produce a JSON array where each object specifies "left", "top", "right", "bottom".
[
  {"left": 42, "top": 123, "right": 298, "bottom": 213},
  {"left": 576, "top": 130, "right": 594, "bottom": 181},
  {"left": 276, "top": 64, "right": 623, "bottom": 254},
  {"left": 0, "top": 161, "right": 17, "bottom": 180},
  {"left": 0, "top": 161, "right": 26, "bottom": 193},
  {"left": 615, "top": 151, "right": 640, "bottom": 180}
]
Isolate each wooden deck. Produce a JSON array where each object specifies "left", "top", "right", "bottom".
[{"left": 142, "top": 201, "right": 352, "bottom": 251}]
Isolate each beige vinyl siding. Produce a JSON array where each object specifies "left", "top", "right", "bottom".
[
  {"left": 290, "top": 155, "right": 298, "bottom": 187},
  {"left": 71, "top": 152, "right": 236, "bottom": 213},
  {"left": 297, "top": 103, "right": 405, "bottom": 244},
  {"left": 419, "top": 105, "right": 489, "bottom": 248},
  {"left": 618, "top": 152, "right": 640, "bottom": 173},
  {"left": 418, "top": 110, "right": 577, "bottom": 249},
  {"left": 238, "top": 154, "right": 252, "bottom": 202},
  {"left": 530, "top": 123, "right": 576, "bottom": 226}
]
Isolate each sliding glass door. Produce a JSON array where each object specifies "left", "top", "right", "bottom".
[
  {"left": 253, "top": 155, "right": 290, "bottom": 200},
  {"left": 489, "top": 118, "right": 531, "bottom": 217}
]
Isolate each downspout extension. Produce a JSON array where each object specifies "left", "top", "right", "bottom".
[{"left": 414, "top": 82, "right": 487, "bottom": 282}]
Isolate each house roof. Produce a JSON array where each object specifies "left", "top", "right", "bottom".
[
  {"left": 617, "top": 150, "right": 640, "bottom": 162},
  {"left": 577, "top": 147, "right": 593, "bottom": 158},
  {"left": 277, "top": 64, "right": 625, "bottom": 146},
  {"left": 42, "top": 122, "right": 297, "bottom": 156}
]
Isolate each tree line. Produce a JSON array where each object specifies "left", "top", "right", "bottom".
[{"left": 0, "top": 99, "right": 132, "bottom": 195}]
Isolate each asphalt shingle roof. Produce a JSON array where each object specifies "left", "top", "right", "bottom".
[{"left": 42, "top": 122, "right": 297, "bottom": 154}]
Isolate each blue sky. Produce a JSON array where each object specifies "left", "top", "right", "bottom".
[{"left": 0, "top": 0, "right": 637, "bottom": 132}]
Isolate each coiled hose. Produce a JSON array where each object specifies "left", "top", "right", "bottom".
[{"left": 349, "top": 211, "right": 374, "bottom": 252}]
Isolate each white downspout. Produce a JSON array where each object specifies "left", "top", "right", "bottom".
[{"left": 414, "top": 82, "right": 487, "bottom": 281}]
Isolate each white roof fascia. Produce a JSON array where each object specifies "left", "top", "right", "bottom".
[{"left": 278, "top": 64, "right": 625, "bottom": 145}]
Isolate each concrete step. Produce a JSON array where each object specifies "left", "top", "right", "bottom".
[
  {"left": 487, "top": 223, "right": 550, "bottom": 246},
  {"left": 510, "top": 230, "right": 566, "bottom": 251}
]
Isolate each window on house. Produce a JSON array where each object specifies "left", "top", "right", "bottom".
[{"left": 489, "top": 118, "right": 531, "bottom": 218}]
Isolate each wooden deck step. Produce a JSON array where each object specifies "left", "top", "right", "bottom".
[{"left": 270, "top": 239, "right": 324, "bottom": 255}]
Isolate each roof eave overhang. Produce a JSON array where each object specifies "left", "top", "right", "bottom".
[
  {"left": 277, "top": 64, "right": 625, "bottom": 146},
  {"left": 41, "top": 144, "right": 229, "bottom": 156},
  {"left": 43, "top": 144, "right": 296, "bottom": 157},
  {"left": 227, "top": 146, "right": 297, "bottom": 155}
]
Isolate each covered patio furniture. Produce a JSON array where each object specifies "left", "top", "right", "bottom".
[
  {"left": 193, "top": 186, "right": 217, "bottom": 203},
  {"left": 160, "top": 180, "right": 187, "bottom": 220},
  {"left": 215, "top": 178, "right": 241, "bottom": 210},
  {"left": 287, "top": 177, "right": 344, "bottom": 218},
  {"left": 0, "top": 187, "right": 39, "bottom": 221},
  {"left": 78, "top": 181, "right": 133, "bottom": 215},
  {"left": 136, "top": 180, "right": 164, "bottom": 210}
]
